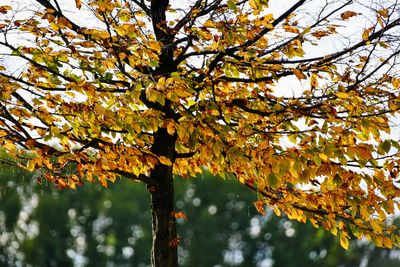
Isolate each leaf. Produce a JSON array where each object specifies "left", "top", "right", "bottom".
[
  {"left": 380, "top": 140, "right": 391, "bottom": 153},
  {"left": 362, "top": 28, "right": 371, "bottom": 42},
  {"left": 75, "top": 0, "right": 82, "bottom": 9},
  {"left": 336, "top": 92, "right": 349, "bottom": 99},
  {"left": 26, "top": 160, "right": 36, "bottom": 172},
  {"left": 389, "top": 101, "right": 397, "bottom": 111},
  {"left": 392, "top": 78, "right": 400, "bottom": 88},
  {"left": 249, "top": 0, "right": 268, "bottom": 11},
  {"left": 310, "top": 73, "right": 318, "bottom": 88},
  {"left": 227, "top": 0, "right": 237, "bottom": 12},
  {"left": 283, "top": 25, "right": 299, "bottom": 33},
  {"left": 25, "top": 139, "right": 37, "bottom": 148},
  {"left": 292, "top": 69, "right": 306, "bottom": 80},
  {"left": 273, "top": 206, "right": 281, "bottom": 216},
  {"left": 340, "top": 234, "right": 349, "bottom": 250},
  {"left": 377, "top": 8, "right": 389, "bottom": 18},
  {"left": 166, "top": 120, "right": 175, "bottom": 135},
  {"left": 173, "top": 211, "right": 188, "bottom": 220},
  {"left": 383, "top": 236, "right": 393, "bottom": 249},
  {"left": 319, "top": 153, "right": 328, "bottom": 161},
  {"left": 148, "top": 41, "right": 162, "bottom": 53},
  {"left": 312, "top": 30, "right": 330, "bottom": 39},
  {"left": 254, "top": 200, "right": 266, "bottom": 216},
  {"left": 158, "top": 156, "right": 172, "bottom": 166},
  {"left": 0, "top": 5, "right": 11, "bottom": 14},
  {"left": 340, "top": 11, "right": 358, "bottom": 20},
  {"left": 267, "top": 173, "right": 279, "bottom": 188},
  {"left": 98, "top": 175, "right": 108, "bottom": 188}
]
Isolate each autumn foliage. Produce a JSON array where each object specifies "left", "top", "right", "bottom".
[{"left": 1, "top": 0, "right": 400, "bottom": 265}]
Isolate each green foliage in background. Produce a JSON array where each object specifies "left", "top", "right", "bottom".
[{"left": 1, "top": 165, "right": 400, "bottom": 267}]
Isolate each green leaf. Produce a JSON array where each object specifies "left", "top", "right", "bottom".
[
  {"left": 267, "top": 173, "right": 278, "bottom": 188},
  {"left": 227, "top": 0, "right": 237, "bottom": 12},
  {"left": 150, "top": 60, "right": 159, "bottom": 67},
  {"left": 381, "top": 140, "right": 391, "bottom": 153},
  {"left": 11, "top": 46, "right": 22, "bottom": 56}
]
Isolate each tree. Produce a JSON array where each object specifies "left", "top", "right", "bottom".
[{"left": 1, "top": 0, "right": 400, "bottom": 266}]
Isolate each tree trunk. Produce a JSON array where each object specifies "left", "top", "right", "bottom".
[
  {"left": 149, "top": 1, "right": 177, "bottom": 264},
  {"left": 149, "top": 171, "right": 177, "bottom": 267},
  {"left": 149, "top": 128, "right": 177, "bottom": 267}
]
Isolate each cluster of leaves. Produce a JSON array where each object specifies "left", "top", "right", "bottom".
[{"left": 1, "top": 0, "right": 400, "bottom": 250}]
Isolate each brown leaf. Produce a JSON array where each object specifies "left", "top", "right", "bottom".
[{"left": 340, "top": 11, "right": 358, "bottom": 20}]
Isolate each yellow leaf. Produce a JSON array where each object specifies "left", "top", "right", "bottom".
[
  {"left": 389, "top": 101, "right": 397, "bottom": 111},
  {"left": 262, "top": 21, "right": 274, "bottom": 29},
  {"left": 378, "top": 209, "right": 386, "bottom": 221},
  {"left": 148, "top": 41, "right": 161, "bottom": 53},
  {"left": 319, "top": 153, "right": 328, "bottom": 161},
  {"left": 336, "top": 92, "right": 349, "bottom": 99},
  {"left": 176, "top": 125, "right": 187, "bottom": 139},
  {"left": 392, "top": 78, "right": 400, "bottom": 88},
  {"left": 166, "top": 120, "right": 175, "bottom": 135},
  {"left": 3, "top": 142, "right": 16, "bottom": 152},
  {"left": 158, "top": 156, "right": 172, "bottom": 166},
  {"left": 204, "top": 20, "right": 215, "bottom": 28},
  {"left": 283, "top": 25, "right": 299, "bottom": 33},
  {"left": 289, "top": 165, "right": 298, "bottom": 179},
  {"left": 50, "top": 22, "right": 59, "bottom": 31},
  {"left": 68, "top": 178, "right": 77, "bottom": 190},
  {"left": 128, "top": 56, "right": 137, "bottom": 67},
  {"left": 377, "top": 8, "right": 389, "bottom": 18},
  {"left": 310, "top": 73, "right": 318, "bottom": 88},
  {"left": 273, "top": 206, "right": 281, "bottom": 216},
  {"left": 340, "top": 234, "right": 349, "bottom": 250},
  {"left": 27, "top": 160, "right": 36, "bottom": 172},
  {"left": 330, "top": 226, "right": 338, "bottom": 236},
  {"left": 371, "top": 220, "right": 383, "bottom": 233},
  {"left": 96, "top": 30, "right": 111, "bottom": 39},
  {"left": 362, "top": 28, "right": 371, "bottom": 42}
]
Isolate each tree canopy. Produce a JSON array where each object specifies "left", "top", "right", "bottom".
[{"left": 1, "top": 0, "right": 400, "bottom": 265}]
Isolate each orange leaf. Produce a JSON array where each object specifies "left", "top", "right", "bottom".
[
  {"left": 173, "top": 211, "right": 188, "bottom": 220},
  {"left": 75, "top": 0, "right": 82, "bottom": 9},
  {"left": 292, "top": 69, "right": 306, "bottom": 80}
]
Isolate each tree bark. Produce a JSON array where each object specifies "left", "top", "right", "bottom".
[
  {"left": 149, "top": 170, "right": 177, "bottom": 267},
  {"left": 148, "top": 1, "right": 178, "bottom": 266},
  {"left": 149, "top": 128, "right": 177, "bottom": 267}
]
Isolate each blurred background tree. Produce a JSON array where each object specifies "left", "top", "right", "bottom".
[{"left": 1, "top": 163, "right": 400, "bottom": 267}]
